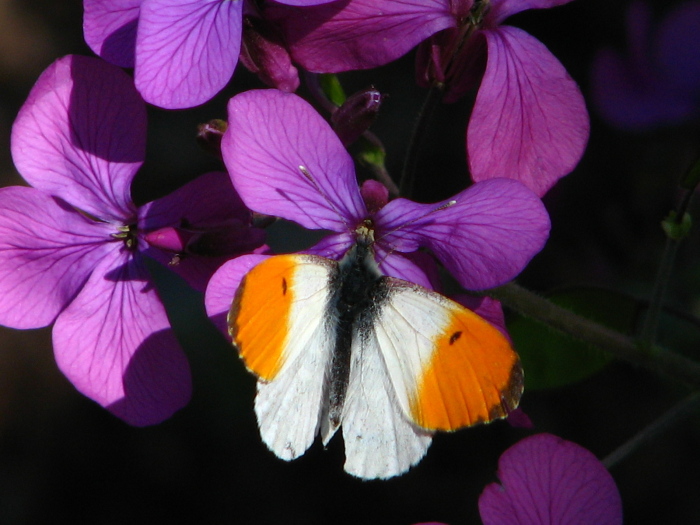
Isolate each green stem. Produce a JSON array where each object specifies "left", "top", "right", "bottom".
[
  {"left": 639, "top": 236, "right": 680, "bottom": 347},
  {"left": 602, "top": 392, "right": 700, "bottom": 469},
  {"left": 640, "top": 160, "right": 699, "bottom": 346},
  {"left": 489, "top": 282, "right": 700, "bottom": 388},
  {"left": 399, "top": 84, "right": 444, "bottom": 198}
]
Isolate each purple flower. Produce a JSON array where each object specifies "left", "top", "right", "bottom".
[
  {"left": 591, "top": 1, "right": 700, "bottom": 130},
  {"left": 83, "top": 0, "right": 336, "bottom": 109},
  {"left": 205, "top": 89, "right": 550, "bottom": 329},
  {"left": 266, "top": 0, "right": 589, "bottom": 197},
  {"left": 479, "top": 433, "right": 623, "bottom": 525},
  {"left": 0, "top": 55, "right": 265, "bottom": 425}
]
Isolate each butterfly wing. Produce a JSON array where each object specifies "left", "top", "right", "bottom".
[
  {"left": 373, "top": 278, "right": 523, "bottom": 432},
  {"left": 340, "top": 321, "right": 434, "bottom": 479},
  {"left": 229, "top": 254, "right": 337, "bottom": 460}
]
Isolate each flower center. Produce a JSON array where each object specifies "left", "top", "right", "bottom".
[{"left": 111, "top": 224, "right": 139, "bottom": 251}]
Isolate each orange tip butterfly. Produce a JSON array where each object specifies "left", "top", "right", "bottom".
[{"left": 227, "top": 226, "right": 523, "bottom": 480}]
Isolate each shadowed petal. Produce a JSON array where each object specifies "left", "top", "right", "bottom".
[
  {"left": 376, "top": 179, "right": 550, "bottom": 290},
  {"left": 53, "top": 250, "right": 191, "bottom": 426},
  {"left": 136, "top": 0, "right": 243, "bottom": 108},
  {"left": 479, "top": 433, "right": 623, "bottom": 525},
  {"left": 83, "top": 0, "right": 140, "bottom": 67},
  {"left": 139, "top": 171, "right": 266, "bottom": 290},
  {"left": 11, "top": 55, "right": 144, "bottom": 220},
  {"left": 453, "top": 295, "right": 507, "bottom": 335},
  {"left": 487, "top": 0, "right": 574, "bottom": 25},
  {"left": 267, "top": 0, "right": 455, "bottom": 72},
  {"left": 303, "top": 232, "right": 354, "bottom": 260},
  {"left": 204, "top": 253, "right": 270, "bottom": 337},
  {"left": 223, "top": 90, "right": 366, "bottom": 231},
  {"left": 375, "top": 247, "right": 440, "bottom": 290},
  {"left": 0, "top": 186, "right": 114, "bottom": 329},
  {"left": 467, "top": 27, "right": 588, "bottom": 197},
  {"left": 276, "top": 0, "right": 339, "bottom": 4}
]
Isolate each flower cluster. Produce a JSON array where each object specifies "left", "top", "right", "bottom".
[{"left": 1, "top": 0, "right": 608, "bottom": 520}]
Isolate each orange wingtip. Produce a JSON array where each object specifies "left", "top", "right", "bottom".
[
  {"left": 228, "top": 255, "right": 298, "bottom": 381},
  {"left": 409, "top": 307, "right": 523, "bottom": 431}
]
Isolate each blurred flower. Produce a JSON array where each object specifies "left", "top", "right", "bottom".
[
  {"left": 0, "top": 55, "right": 265, "bottom": 425},
  {"left": 82, "top": 0, "right": 335, "bottom": 109},
  {"left": 591, "top": 1, "right": 700, "bottom": 130},
  {"left": 266, "top": 0, "right": 589, "bottom": 196},
  {"left": 479, "top": 433, "right": 623, "bottom": 525},
  {"left": 205, "top": 89, "right": 550, "bottom": 330}
]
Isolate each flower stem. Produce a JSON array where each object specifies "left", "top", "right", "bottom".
[
  {"left": 639, "top": 183, "right": 696, "bottom": 347},
  {"left": 602, "top": 391, "right": 700, "bottom": 469},
  {"left": 489, "top": 282, "right": 700, "bottom": 388},
  {"left": 400, "top": 83, "right": 444, "bottom": 198}
]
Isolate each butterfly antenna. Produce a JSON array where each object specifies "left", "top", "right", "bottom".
[
  {"left": 298, "top": 165, "right": 352, "bottom": 231},
  {"left": 374, "top": 199, "right": 457, "bottom": 267}
]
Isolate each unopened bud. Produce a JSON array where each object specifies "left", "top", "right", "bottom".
[
  {"left": 331, "top": 88, "right": 383, "bottom": 146},
  {"left": 240, "top": 15, "right": 300, "bottom": 93}
]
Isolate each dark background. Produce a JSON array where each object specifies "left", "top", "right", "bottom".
[{"left": 1, "top": 0, "right": 700, "bottom": 523}]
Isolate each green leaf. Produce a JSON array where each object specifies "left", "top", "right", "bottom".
[{"left": 508, "top": 287, "right": 640, "bottom": 390}]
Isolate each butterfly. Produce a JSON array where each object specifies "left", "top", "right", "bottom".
[{"left": 227, "top": 224, "right": 523, "bottom": 479}]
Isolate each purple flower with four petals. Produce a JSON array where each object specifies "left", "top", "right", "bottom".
[
  {"left": 267, "top": 0, "right": 589, "bottom": 196},
  {"left": 83, "top": 0, "right": 336, "bottom": 109},
  {"left": 205, "top": 89, "right": 550, "bottom": 334},
  {"left": 0, "top": 55, "right": 265, "bottom": 425}
]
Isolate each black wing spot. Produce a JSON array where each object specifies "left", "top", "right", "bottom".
[
  {"left": 282, "top": 277, "right": 288, "bottom": 295},
  {"left": 449, "top": 331, "right": 462, "bottom": 345}
]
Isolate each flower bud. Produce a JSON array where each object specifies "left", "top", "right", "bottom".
[
  {"left": 331, "top": 88, "right": 383, "bottom": 146},
  {"left": 240, "top": 15, "right": 299, "bottom": 93}
]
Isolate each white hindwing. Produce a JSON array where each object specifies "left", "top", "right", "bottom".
[
  {"left": 341, "top": 319, "right": 433, "bottom": 479},
  {"left": 254, "top": 255, "right": 336, "bottom": 461}
]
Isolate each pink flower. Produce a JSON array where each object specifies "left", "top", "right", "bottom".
[
  {"left": 0, "top": 55, "right": 265, "bottom": 425},
  {"left": 266, "top": 0, "right": 589, "bottom": 196}
]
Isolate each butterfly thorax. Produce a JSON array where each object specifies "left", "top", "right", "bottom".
[{"left": 326, "top": 228, "right": 386, "bottom": 432}]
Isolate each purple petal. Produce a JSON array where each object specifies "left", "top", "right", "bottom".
[
  {"left": 267, "top": 0, "right": 455, "bottom": 72},
  {"left": 275, "top": 0, "right": 339, "bottom": 5},
  {"left": 487, "top": 0, "right": 575, "bottom": 25},
  {"left": 479, "top": 433, "right": 623, "bottom": 525},
  {"left": 375, "top": 248, "right": 441, "bottom": 290},
  {"left": 83, "top": 0, "right": 140, "bottom": 68},
  {"left": 53, "top": 250, "right": 191, "bottom": 426},
  {"left": 222, "top": 89, "right": 366, "bottom": 231},
  {"left": 11, "top": 55, "right": 144, "bottom": 221},
  {"left": 302, "top": 232, "right": 354, "bottom": 260},
  {"left": 655, "top": 2, "right": 700, "bottom": 93},
  {"left": 0, "top": 186, "right": 114, "bottom": 329},
  {"left": 468, "top": 27, "right": 589, "bottom": 196},
  {"left": 135, "top": 0, "right": 243, "bottom": 108},
  {"left": 375, "top": 178, "right": 550, "bottom": 290},
  {"left": 204, "top": 253, "right": 270, "bottom": 337}
]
